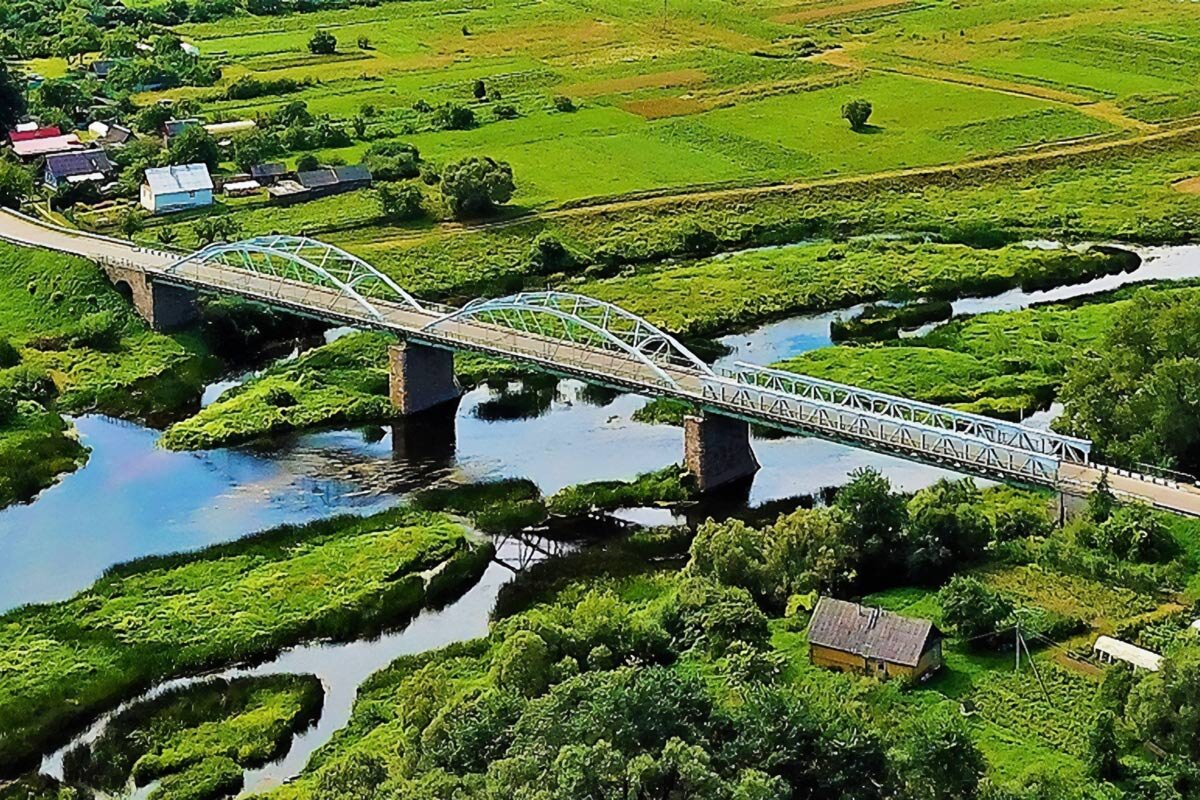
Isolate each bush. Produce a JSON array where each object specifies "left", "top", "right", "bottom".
[
  {"left": 377, "top": 183, "right": 424, "bottom": 221},
  {"left": 440, "top": 156, "right": 515, "bottom": 218},
  {"left": 552, "top": 95, "right": 576, "bottom": 112},
  {"left": 433, "top": 103, "right": 476, "bottom": 130},
  {"left": 0, "top": 337, "right": 19, "bottom": 368},
  {"left": 308, "top": 29, "right": 337, "bottom": 55},
  {"left": 842, "top": 98, "right": 872, "bottom": 131},
  {"left": 938, "top": 576, "right": 1013, "bottom": 646},
  {"left": 363, "top": 140, "right": 420, "bottom": 180},
  {"left": 494, "top": 103, "right": 518, "bottom": 120}
]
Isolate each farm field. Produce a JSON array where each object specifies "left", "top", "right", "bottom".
[{"left": 119, "top": 0, "right": 1200, "bottom": 211}]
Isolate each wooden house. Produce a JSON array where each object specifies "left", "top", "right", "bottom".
[{"left": 807, "top": 597, "right": 943, "bottom": 681}]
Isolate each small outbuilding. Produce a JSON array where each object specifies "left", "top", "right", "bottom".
[
  {"left": 268, "top": 164, "right": 372, "bottom": 205},
  {"left": 141, "top": 163, "right": 213, "bottom": 214},
  {"left": 249, "top": 162, "right": 287, "bottom": 185},
  {"left": 11, "top": 132, "right": 83, "bottom": 160},
  {"left": 88, "top": 121, "right": 135, "bottom": 147},
  {"left": 808, "top": 596, "right": 944, "bottom": 681},
  {"left": 44, "top": 149, "right": 114, "bottom": 190},
  {"left": 162, "top": 118, "right": 200, "bottom": 144},
  {"left": 1093, "top": 635, "right": 1162, "bottom": 672}
]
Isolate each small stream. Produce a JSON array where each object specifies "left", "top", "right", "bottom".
[{"left": 8, "top": 239, "right": 1200, "bottom": 795}]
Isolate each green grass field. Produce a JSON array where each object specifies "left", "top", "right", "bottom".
[{"left": 106, "top": 0, "right": 1200, "bottom": 211}]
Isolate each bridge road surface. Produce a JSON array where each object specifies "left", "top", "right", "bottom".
[{"left": 5, "top": 208, "right": 1200, "bottom": 515}]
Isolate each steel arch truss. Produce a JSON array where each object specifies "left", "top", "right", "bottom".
[
  {"left": 422, "top": 291, "right": 712, "bottom": 389},
  {"left": 167, "top": 235, "right": 423, "bottom": 320},
  {"left": 722, "top": 362, "right": 1091, "bottom": 463}
]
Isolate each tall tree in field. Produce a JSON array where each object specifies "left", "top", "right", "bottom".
[
  {"left": 0, "top": 62, "right": 25, "bottom": 132},
  {"left": 440, "top": 156, "right": 514, "bottom": 217}
]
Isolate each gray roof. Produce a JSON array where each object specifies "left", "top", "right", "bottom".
[
  {"left": 163, "top": 118, "right": 199, "bottom": 137},
  {"left": 144, "top": 163, "right": 213, "bottom": 195},
  {"left": 250, "top": 162, "right": 286, "bottom": 178},
  {"left": 45, "top": 149, "right": 113, "bottom": 179},
  {"left": 808, "top": 597, "right": 939, "bottom": 667},
  {"left": 297, "top": 164, "right": 372, "bottom": 189}
]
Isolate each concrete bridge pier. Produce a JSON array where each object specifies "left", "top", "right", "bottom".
[
  {"left": 388, "top": 341, "right": 462, "bottom": 416},
  {"left": 102, "top": 263, "right": 198, "bottom": 331},
  {"left": 684, "top": 412, "right": 760, "bottom": 493}
]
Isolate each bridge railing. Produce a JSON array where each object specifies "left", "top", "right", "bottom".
[
  {"left": 719, "top": 361, "right": 1091, "bottom": 464},
  {"left": 700, "top": 373, "right": 1061, "bottom": 484}
]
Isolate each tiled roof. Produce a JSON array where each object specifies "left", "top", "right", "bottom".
[
  {"left": 808, "top": 597, "right": 938, "bottom": 667},
  {"left": 144, "top": 163, "right": 213, "bottom": 194}
]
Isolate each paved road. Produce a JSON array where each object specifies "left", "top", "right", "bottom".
[{"left": 4, "top": 208, "right": 1200, "bottom": 515}]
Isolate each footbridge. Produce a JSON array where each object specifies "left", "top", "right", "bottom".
[{"left": 3, "top": 209, "right": 1199, "bottom": 513}]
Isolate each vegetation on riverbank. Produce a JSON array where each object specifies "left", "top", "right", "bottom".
[
  {"left": 261, "top": 471, "right": 1200, "bottom": 800},
  {"left": 0, "top": 243, "right": 216, "bottom": 506},
  {"left": 62, "top": 675, "right": 323, "bottom": 800},
  {"left": 0, "top": 506, "right": 489, "bottom": 772},
  {"left": 776, "top": 283, "right": 1200, "bottom": 421},
  {"left": 575, "top": 242, "right": 1136, "bottom": 338}
]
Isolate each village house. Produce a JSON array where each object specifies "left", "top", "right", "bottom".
[
  {"left": 43, "top": 149, "right": 114, "bottom": 190},
  {"left": 9, "top": 126, "right": 84, "bottom": 160},
  {"left": 141, "top": 163, "right": 213, "bottom": 214},
  {"left": 807, "top": 597, "right": 944, "bottom": 681}
]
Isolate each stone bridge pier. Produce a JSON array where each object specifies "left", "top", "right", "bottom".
[
  {"left": 684, "top": 412, "right": 760, "bottom": 492},
  {"left": 101, "top": 262, "right": 198, "bottom": 331},
  {"left": 388, "top": 341, "right": 462, "bottom": 416}
]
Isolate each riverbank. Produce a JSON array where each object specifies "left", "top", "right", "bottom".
[
  {"left": 0, "top": 242, "right": 218, "bottom": 508},
  {"left": 0, "top": 507, "right": 491, "bottom": 773}
]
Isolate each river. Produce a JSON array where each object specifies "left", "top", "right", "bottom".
[{"left": 8, "top": 240, "right": 1200, "bottom": 795}]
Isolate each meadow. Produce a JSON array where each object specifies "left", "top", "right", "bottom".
[
  {"left": 775, "top": 282, "right": 1200, "bottom": 419},
  {"left": 0, "top": 507, "right": 490, "bottom": 771}
]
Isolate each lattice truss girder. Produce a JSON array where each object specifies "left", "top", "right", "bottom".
[
  {"left": 723, "top": 361, "right": 1091, "bottom": 464},
  {"left": 701, "top": 377, "right": 1061, "bottom": 484},
  {"left": 422, "top": 291, "right": 713, "bottom": 388},
  {"left": 167, "top": 235, "right": 423, "bottom": 319}
]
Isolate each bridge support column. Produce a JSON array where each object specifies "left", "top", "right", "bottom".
[
  {"left": 101, "top": 263, "right": 197, "bottom": 331},
  {"left": 684, "top": 413, "right": 760, "bottom": 493},
  {"left": 389, "top": 341, "right": 461, "bottom": 416}
]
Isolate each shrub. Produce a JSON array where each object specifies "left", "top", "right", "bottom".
[
  {"left": 377, "top": 182, "right": 424, "bottom": 221},
  {"left": 308, "top": 29, "right": 337, "bottom": 55},
  {"left": 841, "top": 98, "right": 872, "bottom": 131},
  {"left": 938, "top": 576, "right": 1013, "bottom": 646},
  {"left": 433, "top": 103, "right": 476, "bottom": 130},
  {"left": 363, "top": 140, "right": 420, "bottom": 180},
  {"left": 552, "top": 95, "right": 576, "bottom": 112},
  {"left": 296, "top": 153, "right": 320, "bottom": 172},
  {"left": 494, "top": 103, "right": 518, "bottom": 120},
  {"left": 440, "top": 156, "right": 515, "bottom": 218},
  {"left": 0, "top": 337, "right": 19, "bottom": 368}
]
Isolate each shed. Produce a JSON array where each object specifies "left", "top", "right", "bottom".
[
  {"left": 44, "top": 149, "right": 114, "bottom": 189},
  {"left": 268, "top": 164, "right": 372, "bottom": 205},
  {"left": 89, "top": 60, "right": 118, "bottom": 80},
  {"left": 250, "top": 162, "right": 287, "bottom": 185},
  {"left": 141, "top": 163, "right": 213, "bottom": 214},
  {"left": 10, "top": 125, "right": 61, "bottom": 142},
  {"left": 1093, "top": 635, "right": 1162, "bottom": 672},
  {"left": 808, "top": 597, "right": 943, "bottom": 681},
  {"left": 89, "top": 121, "right": 135, "bottom": 147},
  {"left": 162, "top": 118, "right": 200, "bottom": 143}
]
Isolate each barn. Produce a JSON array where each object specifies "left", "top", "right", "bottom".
[{"left": 807, "top": 597, "right": 943, "bottom": 681}]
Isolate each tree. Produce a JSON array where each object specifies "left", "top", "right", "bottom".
[
  {"left": 1087, "top": 472, "right": 1117, "bottom": 523},
  {"left": 835, "top": 466, "right": 907, "bottom": 585},
  {"left": 1126, "top": 644, "right": 1200, "bottom": 758},
  {"left": 842, "top": 98, "right": 873, "bottom": 131},
  {"left": 553, "top": 95, "right": 576, "bottom": 112},
  {"left": 168, "top": 126, "right": 220, "bottom": 169},
  {"left": 904, "top": 479, "right": 994, "bottom": 582},
  {"left": 766, "top": 506, "right": 858, "bottom": 602},
  {"left": 0, "top": 161, "right": 32, "bottom": 210},
  {"left": 119, "top": 211, "right": 145, "bottom": 239},
  {"left": 937, "top": 576, "right": 1013, "bottom": 645},
  {"left": 1086, "top": 710, "right": 1122, "bottom": 781},
  {"left": 440, "top": 156, "right": 515, "bottom": 217},
  {"left": 308, "top": 29, "right": 337, "bottom": 55},
  {"left": 351, "top": 114, "right": 367, "bottom": 139},
  {"left": 0, "top": 62, "right": 26, "bottom": 132},
  {"left": 473, "top": 79, "right": 487, "bottom": 100},
  {"left": 35, "top": 78, "right": 88, "bottom": 117},
  {"left": 892, "top": 709, "right": 986, "bottom": 800},
  {"left": 296, "top": 153, "right": 320, "bottom": 172},
  {"left": 377, "top": 183, "right": 423, "bottom": 221},
  {"left": 230, "top": 129, "right": 281, "bottom": 172}
]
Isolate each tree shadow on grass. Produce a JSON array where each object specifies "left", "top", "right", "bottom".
[{"left": 853, "top": 124, "right": 885, "bottom": 135}]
